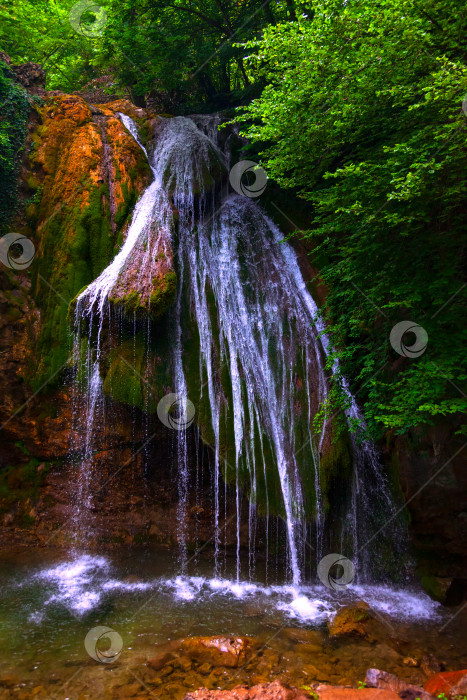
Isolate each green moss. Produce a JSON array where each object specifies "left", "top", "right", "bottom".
[
  {"left": 103, "top": 336, "right": 145, "bottom": 409},
  {"left": 319, "top": 430, "right": 353, "bottom": 512},
  {"left": 27, "top": 106, "right": 151, "bottom": 390},
  {"left": 108, "top": 268, "right": 177, "bottom": 322},
  {"left": 419, "top": 574, "right": 453, "bottom": 603},
  {"left": 101, "top": 332, "right": 169, "bottom": 412},
  {"left": 0, "top": 459, "right": 51, "bottom": 510},
  {"left": 0, "top": 61, "right": 30, "bottom": 236},
  {"left": 114, "top": 180, "right": 137, "bottom": 230},
  {"left": 149, "top": 269, "right": 177, "bottom": 318}
]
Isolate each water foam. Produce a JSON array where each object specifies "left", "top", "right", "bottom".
[{"left": 31, "top": 555, "right": 439, "bottom": 624}]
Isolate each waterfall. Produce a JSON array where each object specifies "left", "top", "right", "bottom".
[{"left": 71, "top": 113, "right": 405, "bottom": 585}]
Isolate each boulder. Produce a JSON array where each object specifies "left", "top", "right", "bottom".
[
  {"left": 184, "top": 680, "right": 309, "bottom": 700},
  {"left": 328, "top": 602, "right": 371, "bottom": 639},
  {"left": 365, "top": 668, "right": 435, "bottom": 700},
  {"left": 424, "top": 670, "right": 467, "bottom": 697},
  {"left": 180, "top": 636, "right": 251, "bottom": 668}
]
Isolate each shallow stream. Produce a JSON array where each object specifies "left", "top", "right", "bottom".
[{"left": 0, "top": 547, "right": 465, "bottom": 700}]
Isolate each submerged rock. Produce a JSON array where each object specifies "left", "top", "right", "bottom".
[
  {"left": 180, "top": 636, "right": 251, "bottom": 668},
  {"left": 148, "top": 651, "right": 176, "bottom": 671}
]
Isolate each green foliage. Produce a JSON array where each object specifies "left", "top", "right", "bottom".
[
  {"left": 0, "top": 0, "right": 294, "bottom": 105},
  {"left": 98, "top": 0, "right": 287, "bottom": 107},
  {"left": 0, "top": 61, "right": 29, "bottom": 235},
  {"left": 0, "top": 0, "right": 107, "bottom": 91},
  {"left": 235, "top": 0, "right": 467, "bottom": 437}
]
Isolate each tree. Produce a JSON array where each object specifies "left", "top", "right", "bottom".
[{"left": 235, "top": 0, "right": 467, "bottom": 436}]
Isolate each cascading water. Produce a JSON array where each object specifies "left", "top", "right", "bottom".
[{"left": 71, "top": 112, "right": 405, "bottom": 586}]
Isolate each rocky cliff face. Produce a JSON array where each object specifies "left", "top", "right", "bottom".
[
  {"left": 0, "top": 83, "right": 182, "bottom": 544},
  {"left": 384, "top": 421, "right": 467, "bottom": 603}
]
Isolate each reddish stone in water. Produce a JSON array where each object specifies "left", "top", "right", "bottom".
[
  {"left": 147, "top": 651, "right": 175, "bottom": 671},
  {"left": 424, "top": 670, "right": 467, "bottom": 697},
  {"left": 184, "top": 680, "right": 308, "bottom": 700},
  {"left": 185, "top": 683, "right": 404, "bottom": 700},
  {"left": 181, "top": 636, "right": 251, "bottom": 668}
]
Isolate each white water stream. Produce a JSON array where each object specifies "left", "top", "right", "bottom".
[{"left": 71, "top": 113, "right": 405, "bottom": 588}]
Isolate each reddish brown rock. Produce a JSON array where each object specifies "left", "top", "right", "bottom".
[
  {"left": 184, "top": 680, "right": 309, "bottom": 700},
  {"left": 11, "top": 62, "right": 46, "bottom": 94},
  {"left": 181, "top": 636, "right": 251, "bottom": 668},
  {"left": 317, "top": 687, "right": 401, "bottom": 700},
  {"left": 147, "top": 651, "right": 176, "bottom": 671},
  {"left": 420, "top": 655, "right": 441, "bottom": 678},
  {"left": 424, "top": 670, "right": 467, "bottom": 697}
]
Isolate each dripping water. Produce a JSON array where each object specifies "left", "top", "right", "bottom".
[{"left": 71, "top": 113, "right": 405, "bottom": 585}]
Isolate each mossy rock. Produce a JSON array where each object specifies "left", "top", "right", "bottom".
[
  {"left": 420, "top": 574, "right": 454, "bottom": 604},
  {"left": 108, "top": 268, "right": 177, "bottom": 321},
  {"left": 319, "top": 429, "right": 353, "bottom": 512},
  {"left": 101, "top": 331, "right": 170, "bottom": 412},
  {"left": 328, "top": 601, "right": 372, "bottom": 638},
  {"left": 26, "top": 95, "right": 152, "bottom": 390}
]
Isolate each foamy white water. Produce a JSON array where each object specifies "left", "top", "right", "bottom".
[{"left": 29, "top": 555, "right": 439, "bottom": 623}]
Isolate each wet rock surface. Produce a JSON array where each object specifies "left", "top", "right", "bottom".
[
  {"left": 365, "top": 669, "right": 435, "bottom": 700},
  {"left": 316, "top": 687, "right": 400, "bottom": 700},
  {"left": 327, "top": 602, "right": 373, "bottom": 639},
  {"left": 179, "top": 637, "right": 252, "bottom": 668},
  {"left": 184, "top": 680, "right": 309, "bottom": 700},
  {"left": 424, "top": 669, "right": 467, "bottom": 697}
]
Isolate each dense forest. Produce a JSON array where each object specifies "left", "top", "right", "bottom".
[{"left": 1, "top": 0, "right": 466, "bottom": 440}]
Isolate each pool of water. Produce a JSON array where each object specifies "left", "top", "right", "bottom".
[{"left": 0, "top": 547, "right": 465, "bottom": 700}]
